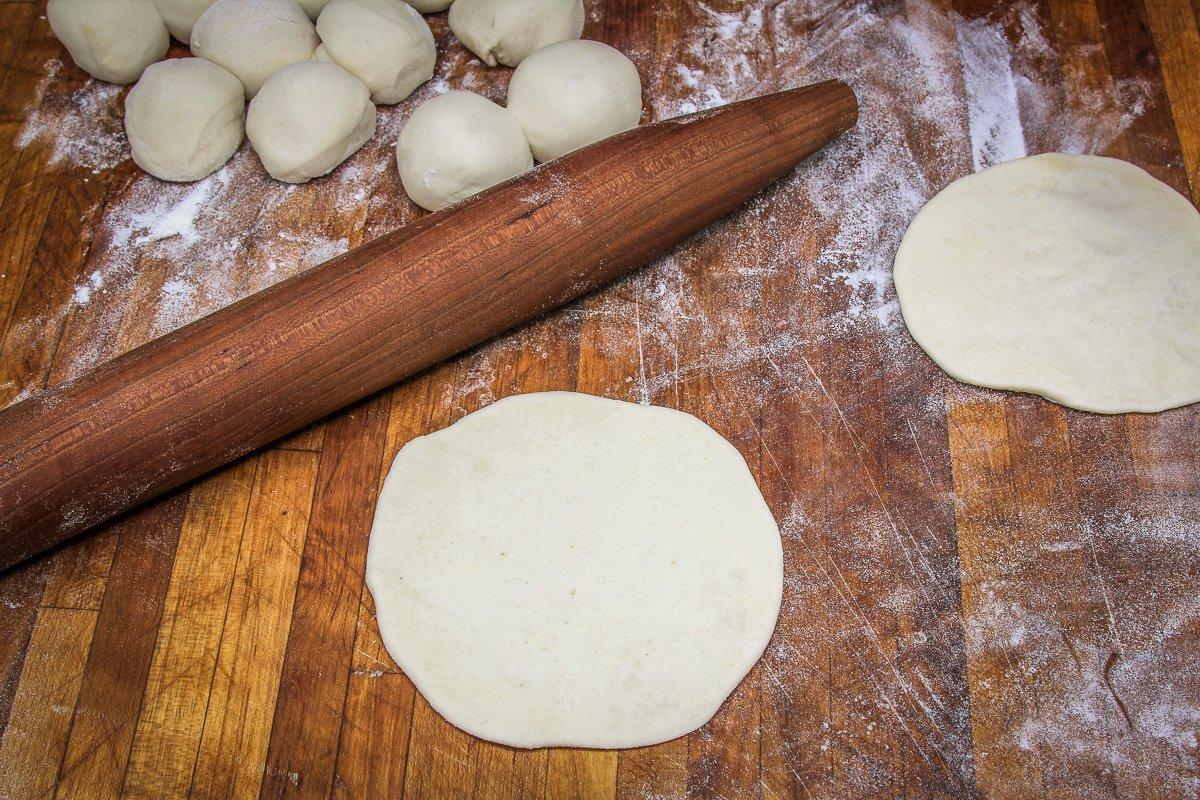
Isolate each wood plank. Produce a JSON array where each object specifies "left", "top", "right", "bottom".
[
  {"left": 329, "top": 670, "right": 416, "bottom": 800},
  {"left": 0, "top": 7, "right": 55, "bottom": 125},
  {"left": 0, "top": 559, "right": 51, "bottom": 732},
  {"left": 189, "top": 449, "right": 320, "bottom": 800},
  {"left": 946, "top": 400, "right": 1043, "bottom": 797},
  {"left": 546, "top": 750, "right": 618, "bottom": 800},
  {"left": 1142, "top": 0, "right": 1200, "bottom": 199},
  {"left": 614, "top": 744, "right": 686, "bottom": 800},
  {"left": 121, "top": 461, "right": 259, "bottom": 800},
  {"left": 0, "top": 607, "right": 98, "bottom": 800},
  {"left": 259, "top": 395, "right": 391, "bottom": 800},
  {"left": 39, "top": 530, "right": 119, "bottom": 611},
  {"left": 54, "top": 492, "right": 189, "bottom": 800},
  {"left": 0, "top": 5, "right": 37, "bottom": 106},
  {"left": 328, "top": 372, "right": 451, "bottom": 800}
]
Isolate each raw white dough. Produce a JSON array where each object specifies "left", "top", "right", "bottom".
[
  {"left": 407, "top": 0, "right": 452, "bottom": 10},
  {"left": 894, "top": 153, "right": 1200, "bottom": 414},
  {"left": 505, "top": 39, "right": 641, "bottom": 162},
  {"left": 366, "top": 392, "right": 784, "bottom": 749},
  {"left": 191, "top": 0, "right": 319, "bottom": 97},
  {"left": 246, "top": 61, "right": 376, "bottom": 183},
  {"left": 396, "top": 91, "right": 533, "bottom": 211},
  {"left": 125, "top": 58, "right": 245, "bottom": 182},
  {"left": 47, "top": 0, "right": 169, "bottom": 84},
  {"left": 295, "top": 0, "right": 332, "bottom": 17},
  {"left": 314, "top": 0, "right": 435, "bottom": 105},
  {"left": 449, "top": 0, "right": 584, "bottom": 67},
  {"left": 150, "top": 0, "right": 216, "bottom": 42}
]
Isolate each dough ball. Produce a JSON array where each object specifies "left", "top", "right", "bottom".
[
  {"left": 366, "top": 392, "right": 783, "bottom": 749},
  {"left": 47, "top": 0, "right": 169, "bottom": 84},
  {"left": 407, "top": 0, "right": 452, "bottom": 11},
  {"left": 314, "top": 0, "right": 435, "bottom": 105},
  {"left": 125, "top": 58, "right": 245, "bottom": 182},
  {"left": 150, "top": 0, "right": 216, "bottom": 43},
  {"left": 505, "top": 39, "right": 641, "bottom": 162},
  {"left": 396, "top": 91, "right": 533, "bottom": 212},
  {"left": 895, "top": 153, "right": 1200, "bottom": 413},
  {"left": 449, "top": 0, "right": 583, "bottom": 67},
  {"left": 295, "top": 0, "right": 332, "bottom": 17},
  {"left": 191, "top": 0, "right": 319, "bottom": 97},
  {"left": 246, "top": 61, "right": 376, "bottom": 184}
]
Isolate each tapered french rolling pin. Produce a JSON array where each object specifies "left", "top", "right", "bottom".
[{"left": 0, "top": 80, "right": 857, "bottom": 570}]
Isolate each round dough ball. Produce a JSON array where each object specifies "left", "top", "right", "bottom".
[
  {"left": 295, "top": 0, "right": 332, "bottom": 17},
  {"left": 396, "top": 91, "right": 533, "bottom": 212},
  {"left": 47, "top": 0, "right": 169, "bottom": 84},
  {"left": 505, "top": 39, "right": 641, "bottom": 162},
  {"left": 150, "top": 0, "right": 216, "bottom": 43},
  {"left": 449, "top": 0, "right": 583, "bottom": 67},
  {"left": 191, "top": 0, "right": 319, "bottom": 97},
  {"left": 246, "top": 61, "right": 376, "bottom": 183},
  {"left": 125, "top": 58, "right": 245, "bottom": 182},
  {"left": 407, "top": 0, "right": 452, "bottom": 11},
  {"left": 314, "top": 0, "right": 435, "bottom": 105},
  {"left": 895, "top": 153, "right": 1200, "bottom": 413},
  {"left": 366, "top": 392, "right": 783, "bottom": 749}
]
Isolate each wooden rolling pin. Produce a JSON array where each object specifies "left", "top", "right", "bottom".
[{"left": 0, "top": 80, "right": 857, "bottom": 571}]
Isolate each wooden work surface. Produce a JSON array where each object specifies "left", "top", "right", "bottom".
[{"left": 0, "top": 0, "right": 1198, "bottom": 797}]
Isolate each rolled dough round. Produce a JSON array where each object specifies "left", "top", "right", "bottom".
[
  {"left": 894, "top": 153, "right": 1200, "bottom": 414},
  {"left": 366, "top": 392, "right": 783, "bottom": 749}
]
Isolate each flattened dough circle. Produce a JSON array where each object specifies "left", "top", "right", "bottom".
[
  {"left": 894, "top": 153, "right": 1200, "bottom": 413},
  {"left": 366, "top": 392, "right": 783, "bottom": 749}
]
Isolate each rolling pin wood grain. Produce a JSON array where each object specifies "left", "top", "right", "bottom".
[{"left": 0, "top": 79, "right": 857, "bottom": 571}]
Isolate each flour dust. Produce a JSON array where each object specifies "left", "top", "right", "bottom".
[{"left": 7, "top": 0, "right": 1194, "bottom": 794}]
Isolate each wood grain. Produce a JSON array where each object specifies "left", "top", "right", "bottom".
[{"left": 0, "top": 1, "right": 1198, "bottom": 798}]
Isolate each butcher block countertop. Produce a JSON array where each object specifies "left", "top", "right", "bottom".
[{"left": 0, "top": 0, "right": 1198, "bottom": 798}]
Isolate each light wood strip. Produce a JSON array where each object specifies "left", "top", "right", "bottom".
[
  {"left": 1143, "top": 0, "right": 1200, "bottom": 200},
  {"left": 0, "top": 559, "right": 50, "bottom": 732},
  {"left": 54, "top": 493, "right": 189, "bottom": 800},
  {"left": 39, "top": 531, "right": 119, "bottom": 612},
  {"left": 259, "top": 395, "right": 391, "bottom": 800},
  {"left": 0, "top": 607, "right": 98, "bottom": 800},
  {"left": 188, "top": 449, "right": 320, "bottom": 800},
  {"left": 546, "top": 751, "right": 619, "bottom": 800},
  {"left": 946, "top": 400, "right": 1046, "bottom": 797},
  {"left": 121, "top": 460, "right": 259, "bottom": 800},
  {"left": 329, "top": 672, "right": 416, "bottom": 800}
]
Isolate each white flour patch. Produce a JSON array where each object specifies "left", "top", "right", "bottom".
[
  {"left": 956, "top": 15, "right": 1028, "bottom": 171},
  {"left": 786, "top": 0, "right": 967, "bottom": 338},
  {"left": 134, "top": 169, "right": 231, "bottom": 245},
  {"left": 16, "top": 60, "right": 127, "bottom": 173}
]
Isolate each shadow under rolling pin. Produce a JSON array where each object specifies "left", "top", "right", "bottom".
[{"left": 0, "top": 79, "right": 858, "bottom": 572}]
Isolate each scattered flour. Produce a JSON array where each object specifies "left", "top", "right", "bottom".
[
  {"left": 17, "top": 60, "right": 127, "bottom": 173},
  {"left": 5, "top": 1, "right": 1193, "bottom": 796},
  {"left": 957, "top": 16, "right": 1027, "bottom": 170}
]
